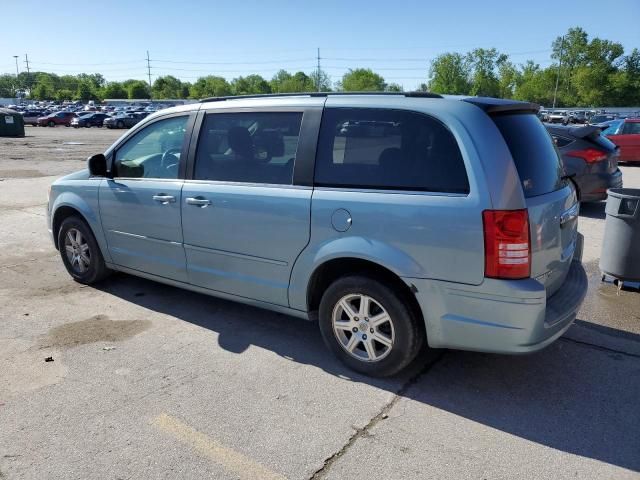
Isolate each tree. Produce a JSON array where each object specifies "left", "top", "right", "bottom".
[
  {"left": 467, "top": 48, "right": 502, "bottom": 97},
  {"left": 102, "top": 82, "right": 128, "bottom": 99},
  {"left": 75, "top": 81, "right": 96, "bottom": 101},
  {"left": 0, "top": 74, "right": 18, "bottom": 97},
  {"left": 513, "top": 61, "right": 557, "bottom": 105},
  {"left": 428, "top": 53, "right": 471, "bottom": 94},
  {"left": 189, "top": 76, "right": 232, "bottom": 98},
  {"left": 270, "top": 70, "right": 315, "bottom": 93},
  {"left": 231, "top": 75, "right": 271, "bottom": 95},
  {"left": 339, "top": 68, "right": 386, "bottom": 91},
  {"left": 152, "top": 75, "right": 186, "bottom": 99},
  {"left": 497, "top": 58, "right": 519, "bottom": 99},
  {"left": 310, "top": 68, "right": 332, "bottom": 91},
  {"left": 127, "top": 80, "right": 150, "bottom": 99},
  {"left": 386, "top": 83, "right": 403, "bottom": 92}
]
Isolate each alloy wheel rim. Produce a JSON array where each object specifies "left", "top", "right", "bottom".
[
  {"left": 64, "top": 228, "right": 91, "bottom": 274},
  {"left": 331, "top": 294, "right": 395, "bottom": 362}
]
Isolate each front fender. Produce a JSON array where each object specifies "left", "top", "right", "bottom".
[
  {"left": 288, "top": 236, "right": 423, "bottom": 311},
  {"left": 50, "top": 183, "right": 112, "bottom": 263}
]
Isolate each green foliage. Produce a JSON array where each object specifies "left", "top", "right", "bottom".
[
  {"left": 425, "top": 27, "right": 640, "bottom": 106},
  {"left": 102, "top": 82, "right": 128, "bottom": 99},
  {"left": 428, "top": 53, "right": 471, "bottom": 95},
  {"left": 152, "top": 75, "right": 189, "bottom": 99},
  {"left": 386, "top": 83, "right": 403, "bottom": 92},
  {"left": 189, "top": 76, "right": 232, "bottom": 98},
  {"left": 339, "top": 68, "right": 386, "bottom": 91},
  {"left": 270, "top": 70, "right": 316, "bottom": 93},
  {"left": 127, "top": 81, "right": 150, "bottom": 99},
  {"left": 231, "top": 75, "right": 271, "bottom": 95}
]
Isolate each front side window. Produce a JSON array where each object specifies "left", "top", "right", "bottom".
[
  {"left": 314, "top": 108, "right": 469, "bottom": 193},
  {"left": 114, "top": 115, "right": 189, "bottom": 179},
  {"left": 194, "top": 112, "right": 303, "bottom": 185}
]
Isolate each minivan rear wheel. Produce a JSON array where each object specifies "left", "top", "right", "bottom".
[
  {"left": 318, "top": 275, "right": 423, "bottom": 377},
  {"left": 58, "top": 216, "right": 111, "bottom": 285}
]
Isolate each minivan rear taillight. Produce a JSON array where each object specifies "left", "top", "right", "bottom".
[{"left": 483, "top": 210, "right": 531, "bottom": 279}]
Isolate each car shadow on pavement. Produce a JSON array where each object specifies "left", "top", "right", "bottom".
[
  {"left": 96, "top": 273, "right": 640, "bottom": 473},
  {"left": 579, "top": 201, "right": 606, "bottom": 219}
]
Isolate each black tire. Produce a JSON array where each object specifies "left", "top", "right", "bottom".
[
  {"left": 116, "top": 121, "right": 124, "bottom": 129},
  {"left": 57, "top": 216, "right": 111, "bottom": 285},
  {"left": 48, "top": 121, "right": 55, "bottom": 127},
  {"left": 318, "top": 275, "right": 424, "bottom": 377}
]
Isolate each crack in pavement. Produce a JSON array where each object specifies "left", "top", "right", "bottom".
[
  {"left": 308, "top": 351, "right": 445, "bottom": 480},
  {"left": 560, "top": 336, "right": 640, "bottom": 359}
]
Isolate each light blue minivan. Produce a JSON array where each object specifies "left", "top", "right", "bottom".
[{"left": 48, "top": 93, "right": 587, "bottom": 376}]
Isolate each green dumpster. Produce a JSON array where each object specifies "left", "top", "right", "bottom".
[{"left": 0, "top": 107, "right": 25, "bottom": 137}]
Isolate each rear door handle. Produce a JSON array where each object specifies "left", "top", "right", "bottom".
[
  {"left": 152, "top": 194, "right": 176, "bottom": 204},
  {"left": 186, "top": 197, "right": 212, "bottom": 207}
]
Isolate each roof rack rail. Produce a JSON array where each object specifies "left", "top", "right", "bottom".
[{"left": 200, "top": 91, "right": 443, "bottom": 103}]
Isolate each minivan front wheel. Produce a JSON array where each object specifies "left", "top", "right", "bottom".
[
  {"left": 319, "top": 275, "right": 423, "bottom": 377},
  {"left": 58, "top": 216, "right": 111, "bottom": 284}
]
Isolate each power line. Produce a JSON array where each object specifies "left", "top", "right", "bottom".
[
  {"left": 27, "top": 60, "right": 143, "bottom": 66},
  {"left": 151, "top": 58, "right": 312, "bottom": 65}
]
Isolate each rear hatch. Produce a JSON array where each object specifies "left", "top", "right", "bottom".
[
  {"left": 566, "top": 125, "right": 620, "bottom": 174},
  {"left": 493, "top": 114, "right": 578, "bottom": 296}
]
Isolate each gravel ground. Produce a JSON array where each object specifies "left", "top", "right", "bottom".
[{"left": 0, "top": 127, "right": 639, "bottom": 480}]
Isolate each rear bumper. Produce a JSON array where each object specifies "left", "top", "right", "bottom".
[
  {"left": 578, "top": 169, "right": 623, "bottom": 202},
  {"left": 404, "top": 259, "right": 587, "bottom": 354}
]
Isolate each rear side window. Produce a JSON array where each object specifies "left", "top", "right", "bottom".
[
  {"left": 314, "top": 108, "right": 469, "bottom": 193},
  {"left": 194, "top": 112, "right": 302, "bottom": 185},
  {"left": 493, "top": 114, "right": 563, "bottom": 198}
]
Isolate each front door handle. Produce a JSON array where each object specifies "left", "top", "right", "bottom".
[
  {"left": 152, "top": 194, "right": 176, "bottom": 204},
  {"left": 186, "top": 196, "right": 212, "bottom": 207}
]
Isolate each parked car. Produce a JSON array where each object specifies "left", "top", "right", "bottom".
[
  {"left": 603, "top": 118, "right": 640, "bottom": 164},
  {"left": 37, "top": 111, "right": 76, "bottom": 127},
  {"left": 548, "top": 110, "right": 569, "bottom": 124},
  {"left": 47, "top": 93, "right": 587, "bottom": 377},
  {"left": 103, "top": 113, "right": 142, "bottom": 129},
  {"left": 568, "top": 110, "right": 588, "bottom": 124},
  {"left": 71, "top": 113, "right": 110, "bottom": 128},
  {"left": 590, "top": 114, "right": 617, "bottom": 125},
  {"left": 546, "top": 124, "right": 622, "bottom": 202},
  {"left": 21, "top": 110, "right": 43, "bottom": 126}
]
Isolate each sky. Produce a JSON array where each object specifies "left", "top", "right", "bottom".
[{"left": 1, "top": 0, "right": 639, "bottom": 90}]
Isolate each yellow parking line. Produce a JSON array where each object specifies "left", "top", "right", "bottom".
[{"left": 152, "top": 413, "right": 287, "bottom": 480}]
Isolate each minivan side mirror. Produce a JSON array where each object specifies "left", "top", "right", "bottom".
[{"left": 87, "top": 153, "right": 107, "bottom": 177}]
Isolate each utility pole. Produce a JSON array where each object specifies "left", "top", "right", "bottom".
[
  {"left": 316, "top": 47, "right": 321, "bottom": 92},
  {"left": 24, "top": 54, "right": 31, "bottom": 91},
  {"left": 552, "top": 35, "right": 564, "bottom": 111},
  {"left": 146, "top": 50, "right": 152, "bottom": 98},
  {"left": 13, "top": 55, "right": 19, "bottom": 102}
]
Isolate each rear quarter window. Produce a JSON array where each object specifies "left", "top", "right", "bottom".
[
  {"left": 493, "top": 114, "right": 564, "bottom": 198},
  {"left": 314, "top": 108, "right": 469, "bottom": 193}
]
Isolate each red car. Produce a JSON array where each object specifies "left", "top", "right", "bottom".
[
  {"left": 37, "top": 111, "right": 76, "bottom": 127},
  {"left": 606, "top": 118, "right": 640, "bottom": 163}
]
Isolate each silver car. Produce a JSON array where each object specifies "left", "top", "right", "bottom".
[{"left": 47, "top": 93, "right": 587, "bottom": 377}]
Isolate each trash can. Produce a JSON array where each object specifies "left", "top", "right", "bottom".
[
  {"left": 0, "top": 107, "right": 25, "bottom": 137},
  {"left": 600, "top": 188, "right": 640, "bottom": 282}
]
